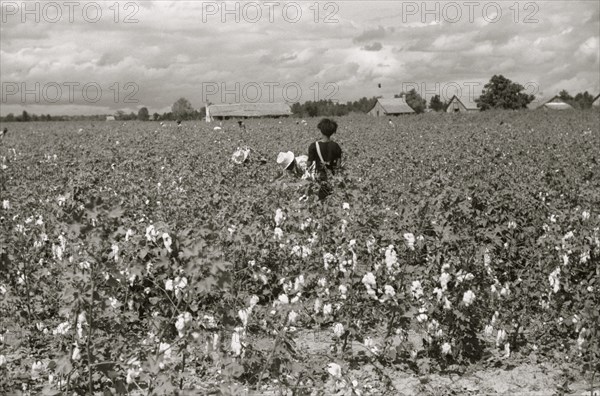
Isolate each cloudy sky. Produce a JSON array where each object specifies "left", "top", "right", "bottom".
[{"left": 1, "top": 0, "right": 598, "bottom": 115}]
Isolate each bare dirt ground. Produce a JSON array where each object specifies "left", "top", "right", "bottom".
[{"left": 245, "top": 330, "right": 598, "bottom": 396}]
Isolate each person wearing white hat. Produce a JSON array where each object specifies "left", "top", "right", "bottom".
[
  {"left": 277, "top": 151, "right": 308, "bottom": 178},
  {"left": 273, "top": 151, "right": 313, "bottom": 201}
]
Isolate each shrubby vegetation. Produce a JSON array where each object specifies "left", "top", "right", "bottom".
[{"left": 0, "top": 109, "right": 599, "bottom": 395}]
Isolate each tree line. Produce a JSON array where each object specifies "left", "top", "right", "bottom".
[{"left": 1, "top": 75, "right": 597, "bottom": 122}]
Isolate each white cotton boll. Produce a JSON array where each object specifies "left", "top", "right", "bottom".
[
  {"left": 362, "top": 272, "right": 376, "bottom": 288},
  {"left": 162, "top": 233, "right": 172, "bottom": 253},
  {"left": 274, "top": 208, "right": 285, "bottom": 226},
  {"left": 327, "top": 362, "right": 342, "bottom": 378},
  {"left": 484, "top": 325, "right": 494, "bottom": 337},
  {"left": 384, "top": 285, "right": 395, "bottom": 297},
  {"left": 417, "top": 307, "right": 428, "bottom": 322},
  {"left": 439, "top": 272, "right": 451, "bottom": 291},
  {"left": 323, "top": 252, "right": 335, "bottom": 270},
  {"left": 403, "top": 233, "right": 415, "bottom": 250},
  {"left": 339, "top": 284, "right": 348, "bottom": 299},
  {"left": 72, "top": 345, "right": 81, "bottom": 361},
  {"left": 175, "top": 315, "right": 187, "bottom": 336},
  {"left": 314, "top": 298, "right": 321, "bottom": 313},
  {"left": 462, "top": 290, "right": 475, "bottom": 307},
  {"left": 273, "top": 227, "right": 283, "bottom": 241},
  {"left": 323, "top": 303, "right": 332, "bottom": 316},
  {"left": 159, "top": 342, "right": 172, "bottom": 359},
  {"left": 231, "top": 331, "right": 242, "bottom": 356},
  {"left": 441, "top": 342, "right": 452, "bottom": 355},
  {"left": 433, "top": 287, "right": 443, "bottom": 301},
  {"left": 238, "top": 309, "right": 249, "bottom": 328},
  {"left": 333, "top": 323, "right": 344, "bottom": 337},
  {"left": 278, "top": 294, "right": 289, "bottom": 304},
  {"left": 31, "top": 361, "right": 44, "bottom": 379},
  {"left": 385, "top": 245, "right": 398, "bottom": 271},
  {"left": 249, "top": 295, "right": 259, "bottom": 308},
  {"left": 503, "top": 343, "right": 511, "bottom": 358},
  {"left": 548, "top": 267, "right": 560, "bottom": 293},
  {"left": 288, "top": 310, "right": 298, "bottom": 324},
  {"left": 443, "top": 297, "right": 452, "bottom": 310},
  {"left": 410, "top": 280, "right": 423, "bottom": 299},
  {"left": 582, "top": 211, "right": 590, "bottom": 220},
  {"left": 496, "top": 329, "right": 506, "bottom": 346}
]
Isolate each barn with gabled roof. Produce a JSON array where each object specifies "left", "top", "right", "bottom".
[
  {"left": 368, "top": 97, "right": 415, "bottom": 116},
  {"left": 542, "top": 96, "right": 574, "bottom": 110},
  {"left": 445, "top": 95, "right": 479, "bottom": 113}
]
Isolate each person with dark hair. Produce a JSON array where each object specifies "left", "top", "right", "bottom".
[{"left": 307, "top": 118, "right": 343, "bottom": 200}]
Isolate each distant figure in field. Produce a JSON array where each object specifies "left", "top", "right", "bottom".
[
  {"left": 238, "top": 120, "right": 246, "bottom": 131},
  {"left": 176, "top": 120, "right": 182, "bottom": 126},
  {"left": 232, "top": 146, "right": 267, "bottom": 165},
  {"left": 231, "top": 147, "right": 250, "bottom": 165},
  {"left": 1, "top": 128, "right": 7, "bottom": 138},
  {"left": 307, "top": 118, "right": 343, "bottom": 201},
  {"left": 388, "top": 119, "right": 394, "bottom": 127}
]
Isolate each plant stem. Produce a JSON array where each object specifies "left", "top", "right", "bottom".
[
  {"left": 87, "top": 273, "right": 95, "bottom": 395},
  {"left": 180, "top": 346, "right": 186, "bottom": 390},
  {"left": 256, "top": 317, "right": 287, "bottom": 391}
]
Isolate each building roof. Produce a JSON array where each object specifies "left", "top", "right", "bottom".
[
  {"left": 375, "top": 98, "right": 415, "bottom": 114},
  {"left": 543, "top": 96, "right": 574, "bottom": 110},
  {"left": 447, "top": 95, "right": 479, "bottom": 110},
  {"left": 208, "top": 103, "right": 292, "bottom": 117}
]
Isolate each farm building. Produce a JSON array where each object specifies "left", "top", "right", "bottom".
[
  {"left": 445, "top": 95, "right": 479, "bottom": 113},
  {"left": 593, "top": 94, "right": 600, "bottom": 107},
  {"left": 106, "top": 115, "right": 115, "bottom": 121},
  {"left": 368, "top": 97, "right": 415, "bottom": 116},
  {"left": 542, "top": 96, "right": 574, "bottom": 110},
  {"left": 207, "top": 103, "right": 292, "bottom": 120}
]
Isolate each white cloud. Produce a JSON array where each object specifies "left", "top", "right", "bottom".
[{"left": 0, "top": 0, "right": 598, "bottom": 115}]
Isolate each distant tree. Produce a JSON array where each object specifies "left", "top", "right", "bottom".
[
  {"left": 306, "top": 102, "right": 319, "bottom": 117},
  {"left": 573, "top": 91, "right": 595, "bottom": 109},
  {"left": 5, "top": 113, "right": 15, "bottom": 122},
  {"left": 116, "top": 110, "right": 126, "bottom": 120},
  {"left": 558, "top": 90, "right": 573, "bottom": 103},
  {"left": 557, "top": 90, "right": 595, "bottom": 109},
  {"left": 429, "top": 95, "right": 446, "bottom": 112},
  {"left": 396, "top": 89, "right": 426, "bottom": 113},
  {"left": 138, "top": 107, "right": 149, "bottom": 121},
  {"left": 153, "top": 112, "right": 160, "bottom": 121},
  {"left": 172, "top": 98, "right": 194, "bottom": 120},
  {"left": 161, "top": 112, "right": 174, "bottom": 121},
  {"left": 21, "top": 110, "right": 30, "bottom": 122},
  {"left": 476, "top": 75, "right": 535, "bottom": 110}
]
